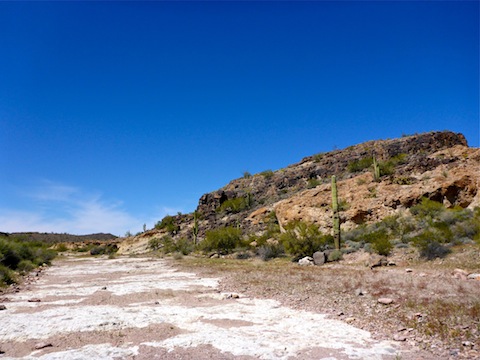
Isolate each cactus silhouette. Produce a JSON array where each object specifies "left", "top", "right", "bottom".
[{"left": 331, "top": 175, "right": 340, "bottom": 250}]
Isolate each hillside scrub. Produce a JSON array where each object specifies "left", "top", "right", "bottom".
[
  {"left": 343, "top": 199, "right": 480, "bottom": 259},
  {"left": 0, "top": 235, "right": 56, "bottom": 287},
  {"left": 200, "top": 226, "right": 244, "bottom": 254},
  {"left": 280, "top": 220, "right": 334, "bottom": 261}
]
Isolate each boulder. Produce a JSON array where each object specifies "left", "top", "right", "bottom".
[
  {"left": 368, "top": 254, "right": 388, "bottom": 269},
  {"left": 298, "top": 256, "right": 314, "bottom": 266},
  {"left": 378, "top": 297, "right": 394, "bottom": 305},
  {"left": 313, "top": 251, "right": 326, "bottom": 265}
]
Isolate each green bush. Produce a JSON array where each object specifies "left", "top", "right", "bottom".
[
  {"left": 201, "top": 226, "right": 243, "bottom": 254},
  {"left": 410, "top": 198, "right": 445, "bottom": 219},
  {"left": 155, "top": 215, "right": 180, "bottom": 234},
  {"left": 327, "top": 249, "right": 343, "bottom": 262},
  {"left": 0, "top": 236, "right": 57, "bottom": 286},
  {"left": 0, "top": 264, "right": 17, "bottom": 286},
  {"left": 280, "top": 221, "right": 333, "bottom": 261},
  {"left": 257, "top": 241, "right": 284, "bottom": 261},
  {"left": 17, "top": 260, "right": 36, "bottom": 273},
  {"left": 348, "top": 157, "right": 373, "bottom": 173},
  {"left": 217, "top": 197, "right": 250, "bottom": 214},
  {"left": 307, "top": 178, "right": 322, "bottom": 188},
  {"left": 313, "top": 153, "right": 324, "bottom": 163},
  {"left": 149, "top": 235, "right": 193, "bottom": 255},
  {"left": 55, "top": 243, "right": 69, "bottom": 252},
  {"left": 89, "top": 244, "right": 118, "bottom": 256},
  {"left": 371, "top": 237, "right": 393, "bottom": 256},
  {"left": 411, "top": 230, "right": 451, "bottom": 260},
  {"left": 259, "top": 170, "right": 274, "bottom": 179}
]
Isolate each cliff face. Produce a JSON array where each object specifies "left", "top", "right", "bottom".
[{"left": 118, "top": 131, "right": 479, "bottom": 254}]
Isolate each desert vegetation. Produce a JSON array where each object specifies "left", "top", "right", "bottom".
[
  {"left": 0, "top": 235, "right": 57, "bottom": 287},
  {"left": 149, "top": 196, "right": 480, "bottom": 267}
]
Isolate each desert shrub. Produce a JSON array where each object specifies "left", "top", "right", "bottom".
[
  {"left": 378, "top": 153, "right": 407, "bottom": 177},
  {"left": 392, "top": 176, "right": 415, "bottom": 185},
  {"left": 363, "top": 243, "right": 373, "bottom": 253},
  {"left": 327, "top": 249, "right": 343, "bottom": 262},
  {"left": 378, "top": 161, "right": 394, "bottom": 176},
  {"left": 76, "top": 244, "right": 94, "bottom": 252},
  {"left": 217, "top": 196, "right": 251, "bottom": 214},
  {"left": 348, "top": 157, "right": 373, "bottom": 173},
  {"left": 0, "top": 236, "right": 57, "bottom": 286},
  {"left": 356, "top": 178, "right": 367, "bottom": 185},
  {"left": 280, "top": 221, "right": 333, "bottom": 261},
  {"left": 155, "top": 215, "right": 180, "bottom": 234},
  {"left": 89, "top": 244, "right": 118, "bottom": 256},
  {"left": 411, "top": 230, "right": 451, "bottom": 260},
  {"left": 313, "top": 153, "right": 324, "bottom": 162},
  {"left": 410, "top": 198, "right": 445, "bottom": 219},
  {"left": 355, "top": 228, "right": 393, "bottom": 256},
  {"left": 257, "top": 240, "right": 284, "bottom": 261},
  {"left": 55, "top": 243, "right": 69, "bottom": 252},
  {"left": 307, "top": 178, "right": 321, "bottom": 188},
  {"left": 175, "top": 237, "right": 194, "bottom": 255},
  {"left": 201, "top": 226, "right": 243, "bottom": 254},
  {"left": 371, "top": 237, "right": 393, "bottom": 256},
  {"left": 172, "top": 252, "right": 184, "bottom": 260},
  {"left": 17, "top": 260, "right": 36, "bottom": 273},
  {"left": 260, "top": 170, "right": 274, "bottom": 179},
  {"left": 344, "top": 240, "right": 362, "bottom": 251},
  {"left": 342, "top": 225, "right": 368, "bottom": 243},
  {"left": 148, "top": 235, "right": 192, "bottom": 255},
  {"left": 0, "top": 264, "right": 17, "bottom": 287},
  {"left": 34, "top": 247, "right": 56, "bottom": 265}
]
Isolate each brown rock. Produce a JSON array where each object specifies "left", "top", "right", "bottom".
[
  {"left": 28, "top": 298, "right": 41, "bottom": 303},
  {"left": 313, "top": 251, "right": 326, "bottom": 266},
  {"left": 378, "top": 298, "right": 394, "bottom": 305},
  {"left": 368, "top": 254, "right": 388, "bottom": 269},
  {"left": 34, "top": 342, "right": 53, "bottom": 350},
  {"left": 453, "top": 268, "right": 469, "bottom": 280}
]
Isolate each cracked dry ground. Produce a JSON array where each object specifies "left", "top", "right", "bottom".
[{"left": 1, "top": 255, "right": 441, "bottom": 360}]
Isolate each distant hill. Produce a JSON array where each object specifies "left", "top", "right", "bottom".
[
  {"left": 116, "top": 130, "right": 479, "bottom": 254},
  {"left": 1, "top": 232, "right": 118, "bottom": 244}
]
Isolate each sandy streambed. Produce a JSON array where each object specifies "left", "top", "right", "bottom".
[{"left": 0, "top": 256, "right": 401, "bottom": 359}]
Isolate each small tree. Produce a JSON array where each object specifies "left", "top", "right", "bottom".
[
  {"left": 201, "top": 226, "right": 243, "bottom": 254},
  {"left": 280, "top": 220, "right": 333, "bottom": 261}
]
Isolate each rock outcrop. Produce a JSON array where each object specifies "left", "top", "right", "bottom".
[{"left": 119, "top": 131, "right": 478, "bottom": 253}]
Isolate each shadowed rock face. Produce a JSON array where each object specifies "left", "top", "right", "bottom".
[{"left": 119, "top": 131, "right": 478, "bottom": 253}]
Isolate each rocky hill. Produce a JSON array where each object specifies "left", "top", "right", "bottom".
[
  {"left": 118, "top": 131, "right": 479, "bottom": 254},
  {"left": 3, "top": 232, "right": 118, "bottom": 244}
]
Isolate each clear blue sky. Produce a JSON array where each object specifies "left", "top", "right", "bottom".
[{"left": 1, "top": 1, "right": 478, "bottom": 236}]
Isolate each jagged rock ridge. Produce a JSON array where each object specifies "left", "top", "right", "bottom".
[{"left": 118, "top": 131, "right": 479, "bottom": 254}]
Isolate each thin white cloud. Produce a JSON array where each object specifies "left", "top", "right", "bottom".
[
  {"left": 27, "top": 180, "right": 79, "bottom": 202},
  {"left": 0, "top": 181, "right": 144, "bottom": 236}
]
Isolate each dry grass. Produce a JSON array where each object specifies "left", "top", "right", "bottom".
[{"left": 172, "top": 245, "right": 480, "bottom": 357}]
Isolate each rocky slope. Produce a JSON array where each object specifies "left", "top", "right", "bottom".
[{"left": 118, "top": 131, "right": 479, "bottom": 254}]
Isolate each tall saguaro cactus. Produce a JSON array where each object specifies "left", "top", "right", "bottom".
[
  {"left": 373, "top": 155, "right": 380, "bottom": 182},
  {"left": 192, "top": 211, "right": 199, "bottom": 246},
  {"left": 331, "top": 175, "right": 341, "bottom": 250}
]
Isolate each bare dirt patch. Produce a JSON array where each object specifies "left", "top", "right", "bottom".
[{"left": 172, "top": 247, "right": 480, "bottom": 359}]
